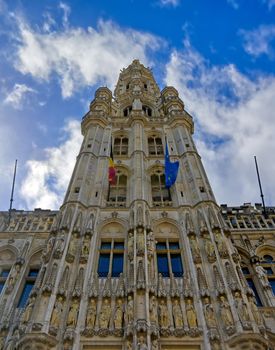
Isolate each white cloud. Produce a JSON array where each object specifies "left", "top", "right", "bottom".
[
  {"left": 263, "top": 0, "right": 275, "bottom": 10},
  {"left": 20, "top": 119, "right": 82, "bottom": 209},
  {"left": 59, "top": 2, "right": 71, "bottom": 28},
  {"left": 227, "top": 0, "right": 239, "bottom": 9},
  {"left": 165, "top": 39, "right": 275, "bottom": 206},
  {"left": 14, "top": 16, "right": 163, "bottom": 98},
  {"left": 158, "top": 0, "right": 180, "bottom": 6},
  {"left": 240, "top": 24, "right": 275, "bottom": 58},
  {"left": 4, "top": 83, "right": 36, "bottom": 109}
]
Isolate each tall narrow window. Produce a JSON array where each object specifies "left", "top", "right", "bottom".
[
  {"left": 108, "top": 169, "right": 127, "bottom": 207},
  {"left": 241, "top": 265, "right": 262, "bottom": 306},
  {"left": 113, "top": 136, "right": 128, "bottom": 156},
  {"left": 142, "top": 105, "right": 152, "bottom": 117},
  {"left": 0, "top": 268, "right": 10, "bottom": 294},
  {"left": 151, "top": 170, "right": 171, "bottom": 206},
  {"left": 259, "top": 254, "right": 275, "bottom": 296},
  {"left": 98, "top": 240, "right": 124, "bottom": 277},
  {"left": 148, "top": 135, "right": 163, "bottom": 155},
  {"left": 156, "top": 241, "right": 183, "bottom": 277},
  {"left": 123, "top": 106, "right": 132, "bottom": 117},
  {"left": 17, "top": 269, "right": 39, "bottom": 308}
]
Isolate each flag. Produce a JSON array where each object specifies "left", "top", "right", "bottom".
[
  {"left": 165, "top": 141, "right": 179, "bottom": 188},
  {"left": 108, "top": 142, "right": 116, "bottom": 185}
]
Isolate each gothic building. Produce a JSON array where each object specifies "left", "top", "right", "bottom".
[{"left": 0, "top": 60, "right": 275, "bottom": 350}]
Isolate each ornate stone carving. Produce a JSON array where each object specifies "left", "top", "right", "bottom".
[
  {"left": 73, "top": 212, "right": 82, "bottom": 234},
  {"left": 137, "top": 335, "right": 148, "bottom": 350},
  {"left": 128, "top": 230, "right": 134, "bottom": 261},
  {"left": 86, "top": 298, "right": 97, "bottom": 329},
  {"left": 225, "top": 262, "right": 240, "bottom": 291},
  {"left": 43, "top": 263, "right": 58, "bottom": 294},
  {"left": 170, "top": 273, "right": 179, "bottom": 297},
  {"left": 213, "top": 266, "right": 225, "bottom": 295},
  {"left": 73, "top": 267, "right": 84, "bottom": 297},
  {"left": 89, "top": 272, "right": 99, "bottom": 298},
  {"left": 149, "top": 296, "right": 158, "bottom": 324},
  {"left": 185, "top": 212, "right": 195, "bottom": 234},
  {"left": 186, "top": 298, "right": 198, "bottom": 329},
  {"left": 197, "top": 210, "right": 208, "bottom": 233},
  {"left": 85, "top": 213, "right": 94, "bottom": 235},
  {"left": 182, "top": 274, "right": 193, "bottom": 298},
  {"left": 42, "top": 236, "right": 55, "bottom": 262},
  {"left": 125, "top": 295, "right": 134, "bottom": 324},
  {"left": 102, "top": 274, "right": 112, "bottom": 297},
  {"left": 58, "top": 266, "right": 70, "bottom": 297},
  {"left": 137, "top": 260, "right": 145, "bottom": 289},
  {"left": 157, "top": 273, "right": 167, "bottom": 297},
  {"left": 137, "top": 227, "right": 145, "bottom": 256},
  {"left": 197, "top": 267, "right": 209, "bottom": 297},
  {"left": 80, "top": 235, "right": 90, "bottom": 262},
  {"left": 116, "top": 273, "right": 125, "bottom": 297},
  {"left": 6, "top": 263, "right": 21, "bottom": 294},
  {"left": 248, "top": 296, "right": 264, "bottom": 327}
]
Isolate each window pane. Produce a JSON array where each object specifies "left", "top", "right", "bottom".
[
  {"left": 28, "top": 269, "right": 39, "bottom": 277},
  {"left": 171, "top": 254, "right": 183, "bottom": 277},
  {"left": 263, "top": 255, "right": 273, "bottom": 263},
  {"left": 269, "top": 279, "right": 275, "bottom": 295},
  {"left": 101, "top": 242, "right": 111, "bottom": 250},
  {"left": 98, "top": 253, "right": 110, "bottom": 277},
  {"left": 241, "top": 267, "right": 250, "bottom": 275},
  {"left": 112, "top": 254, "right": 124, "bottom": 277},
  {"left": 0, "top": 282, "right": 5, "bottom": 294},
  {"left": 169, "top": 242, "right": 180, "bottom": 250},
  {"left": 114, "top": 242, "right": 124, "bottom": 250},
  {"left": 157, "top": 254, "right": 169, "bottom": 277},
  {"left": 246, "top": 278, "right": 262, "bottom": 306},
  {"left": 18, "top": 281, "right": 35, "bottom": 308},
  {"left": 1, "top": 270, "right": 10, "bottom": 277},
  {"left": 264, "top": 267, "right": 273, "bottom": 275},
  {"left": 156, "top": 242, "right": 167, "bottom": 250}
]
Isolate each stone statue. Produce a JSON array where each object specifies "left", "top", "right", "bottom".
[
  {"left": 22, "top": 296, "right": 35, "bottom": 323},
  {"left": 189, "top": 235, "right": 200, "bottom": 260},
  {"left": 99, "top": 299, "right": 111, "bottom": 328},
  {"left": 172, "top": 299, "right": 184, "bottom": 328},
  {"left": 54, "top": 234, "right": 65, "bottom": 257},
  {"left": 86, "top": 298, "right": 97, "bottom": 328},
  {"left": 67, "top": 299, "right": 79, "bottom": 327},
  {"left": 128, "top": 231, "right": 134, "bottom": 260},
  {"left": 7, "top": 264, "right": 21, "bottom": 291},
  {"left": 186, "top": 298, "right": 197, "bottom": 328},
  {"left": 43, "top": 236, "right": 55, "bottom": 259},
  {"left": 249, "top": 296, "right": 263, "bottom": 326},
  {"left": 137, "top": 335, "right": 148, "bottom": 350},
  {"left": 150, "top": 296, "right": 158, "bottom": 324},
  {"left": 219, "top": 296, "right": 233, "bottom": 327},
  {"left": 215, "top": 232, "right": 227, "bottom": 257},
  {"left": 68, "top": 232, "right": 78, "bottom": 257},
  {"left": 81, "top": 238, "right": 90, "bottom": 256},
  {"left": 127, "top": 340, "right": 133, "bottom": 350},
  {"left": 234, "top": 292, "right": 250, "bottom": 322},
  {"left": 147, "top": 231, "right": 155, "bottom": 257},
  {"left": 204, "top": 235, "right": 215, "bottom": 260},
  {"left": 126, "top": 295, "right": 134, "bottom": 323},
  {"left": 203, "top": 297, "right": 216, "bottom": 328},
  {"left": 255, "top": 264, "right": 270, "bottom": 288},
  {"left": 51, "top": 296, "right": 63, "bottom": 327},
  {"left": 114, "top": 299, "right": 124, "bottom": 329},
  {"left": 158, "top": 299, "right": 169, "bottom": 328}
]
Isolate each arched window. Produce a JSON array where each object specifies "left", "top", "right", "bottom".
[
  {"left": 259, "top": 253, "right": 275, "bottom": 295},
  {"left": 0, "top": 268, "right": 11, "bottom": 294},
  {"left": 113, "top": 136, "right": 128, "bottom": 156},
  {"left": 240, "top": 262, "right": 262, "bottom": 306},
  {"left": 123, "top": 106, "right": 132, "bottom": 117},
  {"left": 108, "top": 169, "right": 127, "bottom": 207},
  {"left": 148, "top": 135, "right": 163, "bottom": 155},
  {"left": 142, "top": 105, "right": 152, "bottom": 117},
  {"left": 17, "top": 268, "right": 39, "bottom": 308},
  {"left": 151, "top": 169, "right": 171, "bottom": 206}
]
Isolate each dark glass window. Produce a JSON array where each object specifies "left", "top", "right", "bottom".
[
  {"left": 241, "top": 267, "right": 250, "bottom": 275},
  {"left": 108, "top": 170, "right": 127, "bottom": 206},
  {"left": 28, "top": 269, "right": 39, "bottom": 277},
  {"left": 151, "top": 171, "right": 171, "bottom": 206},
  {"left": 269, "top": 279, "right": 275, "bottom": 295},
  {"left": 148, "top": 136, "right": 163, "bottom": 155},
  {"left": 1, "top": 270, "right": 10, "bottom": 277},
  {"left": 98, "top": 253, "right": 110, "bottom": 277},
  {"left": 263, "top": 255, "right": 274, "bottom": 263},
  {"left": 156, "top": 242, "right": 167, "bottom": 250},
  {"left": 157, "top": 254, "right": 169, "bottom": 277},
  {"left": 113, "top": 137, "right": 128, "bottom": 156},
  {"left": 0, "top": 282, "right": 4, "bottom": 294},
  {"left": 247, "top": 278, "right": 262, "bottom": 306},
  {"left": 264, "top": 267, "right": 273, "bottom": 275},
  {"left": 112, "top": 254, "right": 124, "bottom": 277},
  {"left": 98, "top": 240, "right": 124, "bottom": 277},
  {"left": 18, "top": 281, "right": 35, "bottom": 308},
  {"left": 171, "top": 254, "right": 183, "bottom": 277},
  {"left": 169, "top": 242, "right": 180, "bottom": 250}
]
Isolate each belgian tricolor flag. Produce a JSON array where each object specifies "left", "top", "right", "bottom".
[{"left": 108, "top": 141, "right": 116, "bottom": 185}]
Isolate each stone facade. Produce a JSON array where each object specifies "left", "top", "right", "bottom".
[{"left": 0, "top": 60, "right": 275, "bottom": 349}]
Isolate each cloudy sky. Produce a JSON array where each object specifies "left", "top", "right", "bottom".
[{"left": 0, "top": 0, "right": 275, "bottom": 211}]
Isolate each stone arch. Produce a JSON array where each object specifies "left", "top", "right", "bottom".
[
  {"left": 99, "top": 220, "right": 127, "bottom": 239},
  {"left": 153, "top": 219, "right": 182, "bottom": 238},
  {"left": 0, "top": 245, "right": 19, "bottom": 264},
  {"left": 255, "top": 244, "right": 275, "bottom": 259}
]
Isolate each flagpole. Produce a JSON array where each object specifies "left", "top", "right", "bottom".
[
  {"left": 254, "top": 156, "right": 267, "bottom": 218},
  {"left": 8, "top": 159, "right": 18, "bottom": 225}
]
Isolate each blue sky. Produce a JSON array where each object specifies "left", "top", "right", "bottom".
[{"left": 0, "top": 0, "right": 275, "bottom": 210}]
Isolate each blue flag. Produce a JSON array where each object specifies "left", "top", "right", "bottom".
[{"left": 165, "top": 141, "right": 179, "bottom": 188}]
